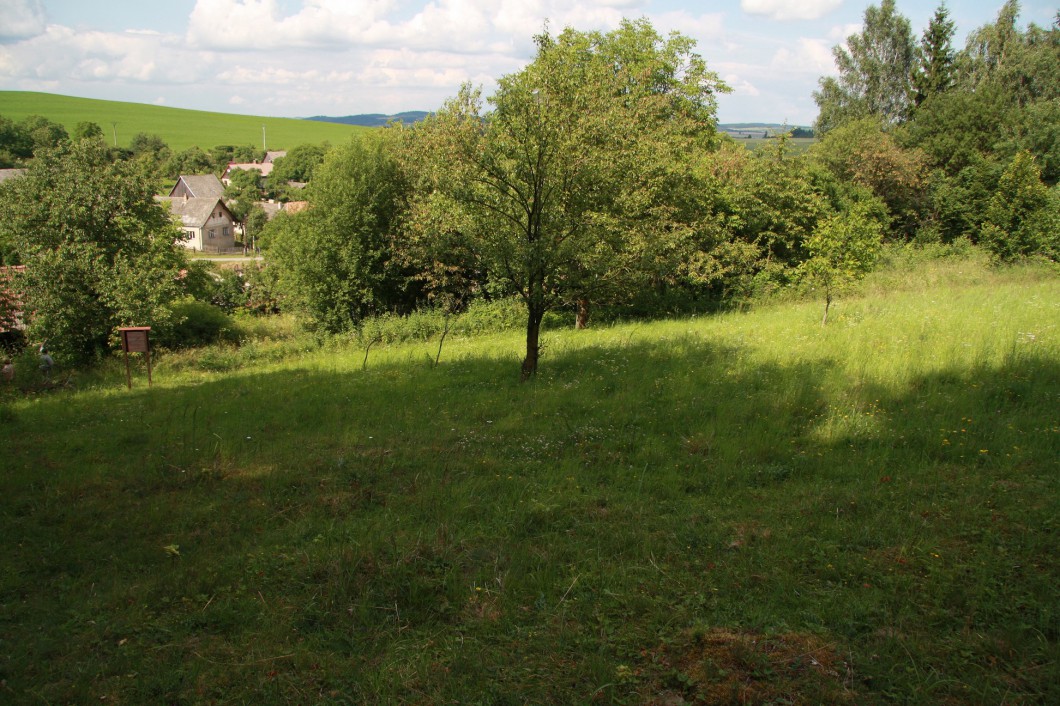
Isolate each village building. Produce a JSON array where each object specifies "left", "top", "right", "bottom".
[
  {"left": 221, "top": 151, "right": 286, "bottom": 186},
  {"left": 157, "top": 195, "right": 238, "bottom": 252},
  {"left": 0, "top": 265, "right": 27, "bottom": 351},
  {"left": 169, "top": 174, "right": 225, "bottom": 199},
  {"left": 0, "top": 169, "right": 27, "bottom": 185}
]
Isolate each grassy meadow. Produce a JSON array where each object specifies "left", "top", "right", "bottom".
[
  {"left": 0, "top": 91, "right": 366, "bottom": 152},
  {"left": 1, "top": 252, "right": 1057, "bottom": 703}
]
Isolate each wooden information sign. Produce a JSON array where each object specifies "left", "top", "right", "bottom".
[{"left": 119, "top": 326, "right": 152, "bottom": 389}]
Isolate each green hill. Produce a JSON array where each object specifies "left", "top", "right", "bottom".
[{"left": 0, "top": 91, "right": 368, "bottom": 152}]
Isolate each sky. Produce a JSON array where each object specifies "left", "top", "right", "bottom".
[{"left": 1, "top": 0, "right": 1055, "bottom": 126}]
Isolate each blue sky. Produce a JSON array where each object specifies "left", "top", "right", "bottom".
[{"left": 1, "top": 1, "right": 1055, "bottom": 125}]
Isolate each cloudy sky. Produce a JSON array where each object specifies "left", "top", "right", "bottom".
[{"left": 1, "top": 0, "right": 1054, "bottom": 125}]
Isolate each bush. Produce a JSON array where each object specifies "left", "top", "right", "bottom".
[
  {"left": 352, "top": 297, "right": 528, "bottom": 347},
  {"left": 159, "top": 300, "right": 237, "bottom": 349}
]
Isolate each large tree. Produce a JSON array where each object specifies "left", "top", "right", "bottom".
[
  {"left": 0, "top": 139, "right": 189, "bottom": 363},
  {"left": 814, "top": 0, "right": 917, "bottom": 134},
  {"left": 913, "top": 4, "right": 958, "bottom": 107},
  {"left": 267, "top": 130, "right": 418, "bottom": 333},
  {"left": 409, "top": 19, "right": 727, "bottom": 378}
]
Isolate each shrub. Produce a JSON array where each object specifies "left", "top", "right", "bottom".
[{"left": 159, "top": 300, "right": 237, "bottom": 349}]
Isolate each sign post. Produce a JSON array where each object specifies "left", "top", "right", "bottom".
[{"left": 119, "top": 326, "right": 152, "bottom": 389}]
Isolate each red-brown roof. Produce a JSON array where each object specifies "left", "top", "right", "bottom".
[{"left": 0, "top": 265, "right": 27, "bottom": 333}]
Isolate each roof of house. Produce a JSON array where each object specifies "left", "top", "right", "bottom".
[
  {"left": 0, "top": 168, "right": 27, "bottom": 185},
  {"left": 263, "top": 151, "right": 287, "bottom": 164},
  {"left": 157, "top": 196, "right": 233, "bottom": 229},
  {"left": 258, "top": 201, "right": 283, "bottom": 220},
  {"left": 170, "top": 174, "right": 225, "bottom": 199},
  {"left": 0, "top": 265, "right": 27, "bottom": 333},
  {"left": 224, "top": 162, "right": 274, "bottom": 179}
]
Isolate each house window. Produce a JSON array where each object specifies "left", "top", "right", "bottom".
[
  {"left": 223, "top": 227, "right": 230, "bottom": 237},
  {"left": 209, "top": 230, "right": 215, "bottom": 239}
]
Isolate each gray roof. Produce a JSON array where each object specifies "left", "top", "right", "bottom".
[
  {"left": 157, "top": 196, "right": 231, "bottom": 228},
  {"left": 170, "top": 174, "right": 225, "bottom": 198},
  {"left": 0, "top": 168, "right": 27, "bottom": 185},
  {"left": 258, "top": 201, "right": 283, "bottom": 220}
]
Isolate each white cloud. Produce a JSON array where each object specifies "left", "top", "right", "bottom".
[
  {"left": 723, "top": 73, "right": 760, "bottom": 97},
  {"left": 741, "top": 0, "right": 843, "bottom": 22},
  {"left": 650, "top": 11, "right": 725, "bottom": 41},
  {"left": 184, "top": 0, "right": 653, "bottom": 53},
  {"left": 0, "top": 0, "right": 47, "bottom": 41},
  {"left": 0, "top": 0, "right": 836, "bottom": 124},
  {"left": 829, "top": 23, "right": 861, "bottom": 41},
  {"left": 770, "top": 37, "right": 836, "bottom": 75}
]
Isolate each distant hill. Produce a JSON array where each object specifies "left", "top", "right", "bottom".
[
  {"left": 305, "top": 112, "right": 432, "bottom": 127},
  {"left": 719, "top": 123, "right": 815, "bottom": 142},
  {"left": 304, "top": 115, "right": 805, "bottom": 131},
  {"left": 0, "top": 91, "right": 367, "bottom": 152}
]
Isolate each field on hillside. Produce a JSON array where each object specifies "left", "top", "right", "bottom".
[
  {"left": 743, "top": 136, "right": 816, "bottom": 153},
  {"left": 0, "top": 91, "right": 366, "bottom": 152},
  {"left": 1, "top": 255, "right": 1057, "bottom": 703}
]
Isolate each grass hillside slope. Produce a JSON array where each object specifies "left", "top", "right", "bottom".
[
  {"left": 0, "top": 91, "right": 367, "bottom": 151},
  {"left": 1, "top": 253, "right": 1057, "bottom": 703}
]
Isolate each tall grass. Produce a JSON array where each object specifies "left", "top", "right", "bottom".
[{"left": 1, "top": 254, "right": 1057, "bottom": 703}]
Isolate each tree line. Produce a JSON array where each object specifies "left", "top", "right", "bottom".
[{"left": 1, "top": 5, "right": 1057, "bottom": 377}]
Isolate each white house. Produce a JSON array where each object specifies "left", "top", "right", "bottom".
[{"left": 157, "top": 196, "right": 238, "bottom": 252}]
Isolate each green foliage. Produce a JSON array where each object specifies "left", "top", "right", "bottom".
[
  {"left": 159, "top": 299, "right": 237, "bottom": 349},
  {"left": 913, "top": 4, "right": 957, "bottom": 107},
  {"left": 129, "top": 131, "right": 170, "bottom": 173},
  {"left": 354, "top": 296, "right": 526, "bottom": 346},
  {"left": 906, "top": 2, "right": 1060, "bottom": 184},
  {"left": 801, "top": 200, "right": 885, "bottom": 323},
  {"left": 409, "top": 18, "right": 728, "bottom": 376},
  {"left": 690, "top": 139, "right": 830, "bottom": 300},
  {"left": 165, "top": 146, "right": 213, "bottom": 178},
  {"left": 201, "top": 267, "right": 252, "bottom": 313},
  {"left": 72, "top": 120, "right": 104, "bottom": 142},
  {"left": 920, "top": 158, "right": 1003, "bottom": 243},
  {"left": 901, "top": 87, "right": 1005, "bottom": 176},
  {"left": 0, "top": 139, "right": 189, "bottom": 364},
  {"left": 268, "top": 142, "right": 329, "bottom": 185},
  {"left": 19, "top": 114, "right": 69, "bottom": 154},
  {"left": 267, "top": 131, "right": 417, "bottom": 333},
  {"left": 244, "top": 205, "right": 270, "bottom": 249},
  {"left": 980, "top": 150, "right": 1059, "bottom": 260},
  {"left": 223, "top": 168, "right": 264, "bottom": 226},
  {"left": 811, "top": 117, "right": 928, "bottom": 237},
  {"left": 814, "top": 0, "right": 916, "bottom": 133},
  {"left": 0, "top": 114, "right": 32, "bottom": 166},
  {"left": 209, "top": 144, "right": 264, "bottom": 173}
]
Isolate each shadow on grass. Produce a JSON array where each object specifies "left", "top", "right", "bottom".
[{"left": 1, "top": 336, "right": 1056, "bottom": 703}]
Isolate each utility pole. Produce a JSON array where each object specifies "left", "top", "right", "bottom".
[
  {"left": 262, "top": 124, "right": 266, "bottom": 151},
  {"left": 111, "top": 122, "right": 117, "bottom": 146}
]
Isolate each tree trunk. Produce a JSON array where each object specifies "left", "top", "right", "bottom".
[
  {"left": 521, "top": 303, "right": 545, "bottom": 381},
  {"left": 822, "top": 292, "right": 832, "bottom": 326},
  {"left": 575, "top": 298, "right": 590, "bottom": 330}
]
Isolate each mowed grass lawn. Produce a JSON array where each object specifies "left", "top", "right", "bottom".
[{"left": 1, "top": 256, "right": 1057, "bottom": 703}]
